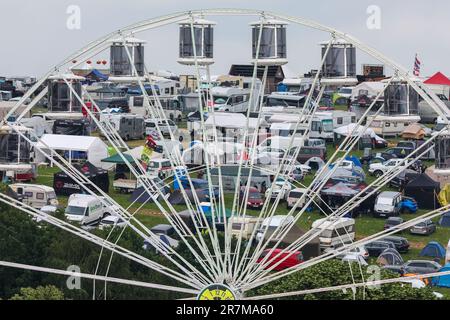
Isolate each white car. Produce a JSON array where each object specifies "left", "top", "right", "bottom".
[
  {"left": 369, "top": 159, "right": 409, "bottom": 178},
  {"left": 342, "top": 253, "right": 368, "bottom": 266},
  {"left": 331, "top": 246, "right": 370, "bottom": 261},
  {"left": 265, "top": 178, "right": 292, "bottom": 201},
  {"left": 99, "top": 215, "right": 127, "bottom": 230}
]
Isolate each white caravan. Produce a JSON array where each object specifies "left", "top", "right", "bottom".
[
  {"left": 367, "top": 114, "right": 421, "bottom": 137},
  {"left": 211, "top": 87, "right": 254, "bottom": 113},
  {"left": 8, "top": 183, "right": 58, "bottom": 209}
]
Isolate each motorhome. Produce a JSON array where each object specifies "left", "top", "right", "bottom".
[
  {"left": 99, "top": 114, "right": 145, "bottom": 141},
  {"left": 128, "top": 95, "right": 183, "bottom": 122},
  {"left": 311, "top": 217, "right": 356, "bottom": 250},
  {"left": 419, "top": 99, "right": 450, "bottom": 124},
  {"left": 7, "top": 184, "right": 58, "bottom": 209},
  {"left": 211, "top": 87, "right": 253, "bottom": 113},
  {"left": 64, "top": 194, "right": 107, "bottom": 225},
  {"left": 367, "top": 115, "right": 421, "bottom": 137},
  {"left": 310, "top": 111, "right": 356, "bottom": 141},
  {"left": 259, "top": 122, "right": 308, "bottom": 151}
]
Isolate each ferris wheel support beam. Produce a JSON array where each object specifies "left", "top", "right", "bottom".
[
  {"left": 247, "top": 135, "right": 435, "bottom": 285},
  {"left": 0, "top": 260, "right": 198, "bottom": 296},
  {"left": 0, "top": 192, "right": 204, "bottom": 289},
  {"left": 233, "top": 38, "right": 335, "bottom": 285},
  {"left": 117, "top": 40, "right": 224, "bottom": 281},
  {"left": 239, "top": 77, "right": 393, "bottom": 283}
]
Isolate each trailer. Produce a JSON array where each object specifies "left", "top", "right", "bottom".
[{"left": 99, "top": 113, "right": 145, "bottom": 141}]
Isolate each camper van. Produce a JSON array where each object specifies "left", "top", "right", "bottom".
[
  {"left": 8, "top": 184, "right": 58, "bottom": 209},
  {"left": 259, "top": 122, "right": 308, "bottom": 151},
  {"left": 128, "top": 95, "right": 183, "bottom": 122},
  {"left": 64, "top": 194, "right": 108, "bottom": 225},
  {"left": 211, "top": 87, "right": 254, "bottom": 113},
  {"left": 310, "top": 111, "right": 356, "bottom": 141},
  {"left": 311, "top": 217, "right": 355, "bottom": 250},
  {"left": 368, "top": 115, "right": 421, "bottom": 137},
  {"left": 99, "top": 114, "right": 145, "bottom": 141}
]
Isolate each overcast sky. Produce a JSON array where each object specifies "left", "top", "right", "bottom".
[{"left": 1, "top": 0, "right": 449, "bottom": 79}]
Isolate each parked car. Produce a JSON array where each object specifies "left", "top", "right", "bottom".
[
  {"left": 286, "top": 188, "right": 308, "bottom": 209},
  {"left": 384, "top": 217, "right": 404, "bottom": 232},
  {"left": 257, "top": 249, "right": 303, "bottom": 271},
  {"left": 403, "top": 260, "right": 441, "bottom": 275},
  {"left": 365, "top": 240, "right": 396, "bottom": 257},
  {"left": 369, "top": 159, "right": 411, "bottom": 178},
  {"left": 99, "top": 215, "right": 127, "bottom": 230},
  {"left": 377, "top": 147, "right": 414, "bottom": 161},
  {"left": 410, "top": 219, "right": 437, "bottom": 236},
  {"left": 265, "top": 177, "right": 292, "bottom": 201},
  {"left": 239, "top": 187, "right": 264, "bottom": 210},
  {"left": 290, "top": 146, "right": 327, "bottom": 164},
  {"left": 334, "top": 246, "right": 370, "bottom": 261},
  {"left": 374, "top": 191, "right": 403, "bottom": 218},
  {"left": 381, "top": 236, "right": 410, "bottom": 253},
  {"left": 150, "top": 224, "right": 176, "bottom": 237}
]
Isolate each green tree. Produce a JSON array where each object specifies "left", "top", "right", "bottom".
[{"left": 9, "top": 285, "right": 64, "bottom": 300}]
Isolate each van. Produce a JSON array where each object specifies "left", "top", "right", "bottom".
[
  {"left": 289, "top": 146, "right": 327, "bottom": 164},
  {"left": 286, "top": 188, "right": 308, "bottom": 209},
  {"left": 65, "top": 194, "right": 108, "bottom": 225},
  {"left": 8, "top": 183, "right": 58, "bottom": 209},
  {"left": 311, "top": 217, "right": 355, "bottom": 250},
  {"left": 374, "top": 191, "right": 402, "bottom": 218}
]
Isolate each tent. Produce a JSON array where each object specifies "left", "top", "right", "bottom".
[
  {"left": 84, "top": 69, "right": 109, "bottom": 82},
  {"left": 438, "top": 184, "right": 450, "bottom": 206},
  {"left": 53, "top": 161, "right": 109, "bottom": 196},
  {"left": 377, "top": 248, "right": 404, "bottom": 266},
  {"left": 129, "top": 184, "right": 170, "bottom": 204},
  {"left": 321, "top": 182, "right": 359, "bottom": 197},
  {"left": 420, "top": 241, "right": 446, "bottom": 259},
  {"left": 424, "top": 72, "right": 450, "bottom": 86},
  {"left": 36, "top": 134, "right": 110, "bottom": 169},
  {"left": 404, "top": 174, "right": 440, "bottom": 210},
  {"left": 402, "top": 123, "right": 425, "bottom": 140},
  {"left": 439, "top": 212, "right": 450, "bottom": 228},
  {"left": 168, "top": 189, "right": 209, "bottom": 205},
  {"left": 432, "top": 263, "right": 450, "bottom": 288}
]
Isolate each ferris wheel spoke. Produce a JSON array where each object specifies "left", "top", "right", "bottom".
[
  {"left": 0, "top": 192, "right": 207, "bottom": 288},
  {"left": 0, "top": 260, "right": 198, "bottom": 296}
]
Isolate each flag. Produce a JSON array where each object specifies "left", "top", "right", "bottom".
[{"left": 413, "top": 54, "right": 421, "bottom": 77}]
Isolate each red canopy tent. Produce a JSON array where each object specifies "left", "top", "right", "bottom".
[{"left": 424, "top": 72, "right": 450, "bottom": 86}]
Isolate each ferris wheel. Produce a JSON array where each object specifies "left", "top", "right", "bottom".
[{"left": 2, "top": 8, "right": 450, "bottom": 300}]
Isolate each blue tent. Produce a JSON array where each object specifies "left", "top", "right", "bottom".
[
  {"left": 85, "top": 69, "right": 109, "bottom": 82},
  {"left": 439, "top": 212, "right": 450, "bottom": 227},
  {"left": 346, "top": 156, "right": 363, "bottom": 168},
  {"left": 420, "top": 241, "right": 446, "bottom": 259},
  {"left": 432, "top": 263, "right": 450, "bottom": 288}
]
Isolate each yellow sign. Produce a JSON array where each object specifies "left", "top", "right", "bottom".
[{"left": 197, "top": 284, "right": 236, "bottom": 300}]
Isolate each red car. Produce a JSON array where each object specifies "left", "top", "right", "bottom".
[
  {"left": 239, "top": 187, "right": 263, "bottom": 209},
  {"left": 257, "top": 249, "right": 303, "bottom": 271}
]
